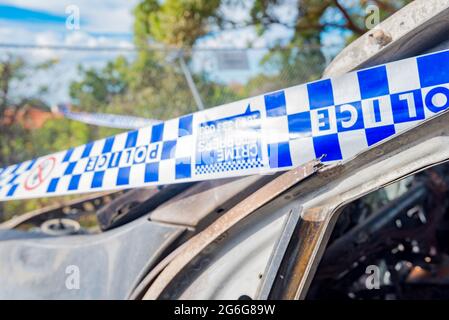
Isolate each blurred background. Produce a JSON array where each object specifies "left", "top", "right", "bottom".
[{"left": 0, "top": 0, "right": 411, "bottom": 219}]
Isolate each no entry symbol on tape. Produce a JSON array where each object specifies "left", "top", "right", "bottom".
[{"left": 24, "top": 157, "right": 56, "bottom": 190}]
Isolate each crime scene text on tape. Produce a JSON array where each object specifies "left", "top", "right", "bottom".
[{"left": 1, "top": 49, "right": 449, "bottom": 201}]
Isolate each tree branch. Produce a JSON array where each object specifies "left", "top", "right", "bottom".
[
  {"left": 372, "top": 0, "right": 398, "bottom": 14},
  {"left": 332, "top": 0, "right": 365, "bottom": 35}
]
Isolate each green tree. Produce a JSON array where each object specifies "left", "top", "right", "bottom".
[
  {"left": 134, "top": 0, "right": 221, "bottom": 48},
  {"left": 0, "top": 56, "right": 58, "bottom": 167},
  {"left": 131, "top": 0, "right": 412, "bottom": 105},
  {"left": 70, "top": 0, "right": 414, "bottom": 135},
  {"left": 0, "top": 56, "right": 94, "bottom": 221},
  {"left": 134, "top": 0, "right": 413, "bottom": 48}
]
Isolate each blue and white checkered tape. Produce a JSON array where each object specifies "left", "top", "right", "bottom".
[{"left": 1, "top": 48, "right": 449, "bottom": 201}]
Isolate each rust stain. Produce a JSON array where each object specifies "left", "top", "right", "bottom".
[{"left": 142, "top": 160, "right": 321, "bottom": 299}]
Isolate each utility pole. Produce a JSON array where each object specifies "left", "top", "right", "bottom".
[{"left": 178, "top": 51, "right": 205, "bottom": 111}]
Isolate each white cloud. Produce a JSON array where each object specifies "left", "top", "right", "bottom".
[
  {"left": 0, "top": 0, "right": 139, "bottom": 33},
  {"left": 0, "top": 1, "right": 138, "bottom": 104}
]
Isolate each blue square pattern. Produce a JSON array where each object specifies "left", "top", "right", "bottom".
[
  {"left": 6, "top": 184, "right": 18, "bottom": 197},
  {"left": 125, "top": 130, "right": 138, "bottom": 149},
  {"left": 178, "top": 114, "right": 193, "bottom": 137},
  {"left": 47, "top": 178, "right": 59, "bottom": 193},
  {"left": 336, "top": 101, "right": 364, "bottom": 132},
  {"left": 7, "top": 174, "right": 19, "bottom": 185},
  {"left": 365, "top": 125, "right": 396, "bottom": 146},
  {"left": 288, "top": 111, "right": 312, "bottom": 138},
  {"left": 68, "top": 174, "right": 81, "bottom": 191},
  {"left": 176, "top": 157, "right": 191, "bottom": 179},
  {"left": 151, "top": 123, "right": 164, "bottom": 143},
  {"left": 62, "top": 148, "right": 74, "bottom": 162},
  {"left": 357, "top": 66, "right": 389, "bottom": 100},
  {"left": 265, "top": 91, "right": 287, "bottom": 117},
  {"left": 81, "top": 142, "right": 94, "bottom": 158},
  {"left": 161, "top": 140, "right": 177, "bottom": 160},
  {"left": 268, "top": 142, "right": 292, "bottom": 168},
  {"left": 145, "top": 162, "right": 159, "bottom": 182},
  {"left": 307, "top": 79, "right": 334, "bottom": 110},
  {"left": 391, "top": 90, "right": 425, "bottom": 123},
  {"left": 417, "top": 50, "right": 449, "bottom": 88},
  {"left": 64, "top": 162, "right": 76, "bottom": 175},
  {"left": 117, "top": 166, "right": 131, "bottom": 186},
  {"left": 313, "top": 134, "right": 342, "bottom": 162},
  {"left": 102, "top": 136, "right": 115, "bottom": 153},
  {"left": 91, "top": 171, "right": 105, "bottom": 188}
]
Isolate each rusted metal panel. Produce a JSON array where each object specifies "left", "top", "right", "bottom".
[
  {"left": 137, "top": 2, "right": 449, "bottom": 300},
  {"left": 172, "top": 203, "right": 297, "bottom": 299},
  {"left": 142, "top": 160, "right": 321, "bottom": 299},
  {"left": 277, "top": 108, "right": 449, "bottom": 299},
  {"left": 149, "top": 176, "right": 272, "bottom": 227},
  {"left": 256, "top": 206, "right": 302, "bottom": 299},
  {"left": 269, "top": 219, "right": 328, "bottom": 299}
]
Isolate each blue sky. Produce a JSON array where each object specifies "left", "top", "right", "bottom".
[
  {"left": 0, "top": 1, "right": 345, "bottom": 106},
  {"left": 0, "top": 1, "right": 141, "bottom": 104},
  {"left": 0, "top": 1, "right": 137, "bottom": 40},
  {"left": 0, "top": 4, "right": 66, "bottom": 24},
  {"left": 0, "top": 3, "right": 133, "bottom": 38}
]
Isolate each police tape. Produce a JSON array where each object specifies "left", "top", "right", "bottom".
[
  {"left": 58, "top": 104, "right": 161, "bottom": 130},
  {"left": 1, "top": 49, "right": 449, "bottom": 201}
]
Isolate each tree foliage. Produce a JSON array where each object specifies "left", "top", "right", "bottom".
[
  {"left": 134, "top": 0, "right": 221, "bottom": 47},
  {"left": 134, "top": 0, "right": 413, "bottom": 48},
  {"left": 0, "top": 56, "right": 91, "bottom": 219}
]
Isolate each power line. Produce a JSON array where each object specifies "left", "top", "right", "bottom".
[
  {"left": 0, "top": 43, "right": 136, "bottom": 52},
  {"left": 0, "top": 43, "right": 296, "bottom": 52}
]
